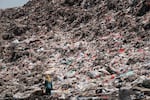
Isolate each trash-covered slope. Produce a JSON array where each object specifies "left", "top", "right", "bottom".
[{"left": 0, "top": 0, "right": 150, "bottom": 99}]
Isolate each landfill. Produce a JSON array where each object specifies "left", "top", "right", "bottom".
[{"left": 0, "top": 0, "right": 150, "bottom": 100}]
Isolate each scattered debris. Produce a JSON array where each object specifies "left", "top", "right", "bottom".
[{"left": 0, "top": 0, "right": 150, "bottom": 99}]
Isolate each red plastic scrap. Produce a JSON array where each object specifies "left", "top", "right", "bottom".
[
  {"left": 102, "top": 95, "right": 109, "bottom": 99},
  {"left": 118, "top": 48, "right": 125, "bottom": 53},
  {"left": 137, "top": 48, "right": 144, "bottom": 52},
  {"left": 110, "top": 74, "right": 115, "bottom": 79},
  {"left": 102, "top": 74, "right": 116, "bottom": 83},
  {"left": 92, "top": 55, "right": 97, "bottom": 60},
  {"left": 104, "top": 80, "right": 108, "bottom": 83},
  {"left": 113, "top": 34, "right": 122, "bottom": 38},
  {"left": 145, "top": 1, "right": 150, "bottom": 5},
  {"left": 105, "top": 16, "right": 112, "bottom": 22}
]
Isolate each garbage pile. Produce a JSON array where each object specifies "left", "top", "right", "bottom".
[{"left": 0, "top": 0, "right": 150, "bottom": 99}]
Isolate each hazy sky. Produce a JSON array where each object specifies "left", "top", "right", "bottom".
[{"left": 0, "top": 0, "right": 28, "bottom": 9}]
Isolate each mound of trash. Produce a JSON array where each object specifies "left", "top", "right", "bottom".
[{"left": 0, "top": 0, "right": 150, "bottom": 99}]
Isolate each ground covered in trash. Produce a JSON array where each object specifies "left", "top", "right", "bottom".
[{"left": 0, "top": 0, "right": 150, "bottom": 100}]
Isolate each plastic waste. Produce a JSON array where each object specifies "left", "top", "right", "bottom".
[
  {"left": 135, "top": 91, "right": 145, "bottom": 100},
  {"left": 119, "top": 88, "right": 133, "bottom": 100},
  {"left": 86, "top": 71, "right": 100, "bottom": 79},
  {"left": 37, "top": 47, "right": 44, "bottom": 52},
  {"left": 142, "top": 79, "right": 150, "bottom": 88},
  {"left": 118, "top": 71, "right": 135, "bottom": 78},
  {"left": 66, "top": 70, "right": 76, "bottom": 78},
  {"left": 13, "top": 87, "right": 42, "bottom": 99},
  {"left": 60, "top": 58, "right": 73, "bottom": 65},
  {"left": 12, "top": 39, "right": 20, "bottom": 44}
]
